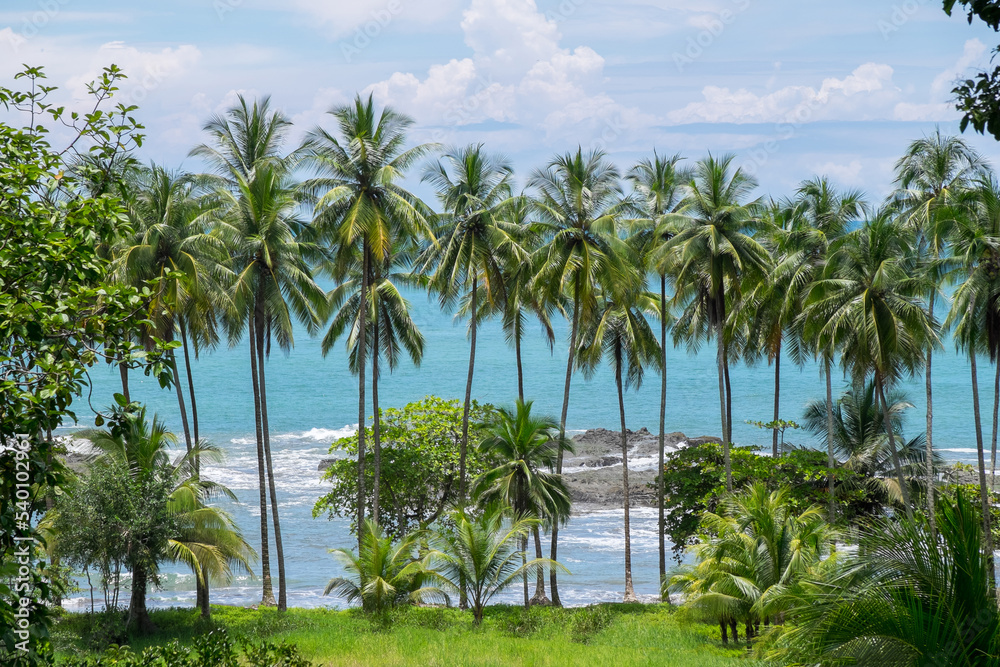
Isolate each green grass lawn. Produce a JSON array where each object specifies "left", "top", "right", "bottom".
[{"left": 53, "top": 604, "right": 765, "bottom": 666}]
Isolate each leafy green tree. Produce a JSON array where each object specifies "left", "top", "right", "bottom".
[
  {"left": 942, "top": 1, "right": 1000, "bottom": 140},
  {"left": 419, "top": 144, "right": 522, "bottom": 502},
  {"left": 779, "top": 489, "right": 1000, "bottom": 665},
  {"left": 576, "top": 286, "right": 661, "bottom": 602},
  {"left": 301, "top": 94, "right": 433, "bottom": 546},
  {"left": 472, "top": 400, "right": 573, "bottom": 607},
  {"left": 196, "top": 95, "right": 325, "bottom": 610},
  {"left": 324, "top": 520, "right": 443, "bottom": 616},
  {"left": 0, "top": 65, "right": 168, "bottom": 665},
  {"left": 528, "top": 147, "right": 634, "bottom": 605},
  {"left": 658, "top": 154, "right": 767, "bottom": 492},
  {"left": 626, "top": 151, "right": 689, "bottom": 592},
  {"left": 429, "top": 505, "right": 566, "bottom": 625},
  {"left": 314, "top": 397, "right": 497, "bottom": 538}
]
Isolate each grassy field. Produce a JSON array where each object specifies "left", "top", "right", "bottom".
[{"left": 53, "top": 604, "right": 765, "bottom": 666}]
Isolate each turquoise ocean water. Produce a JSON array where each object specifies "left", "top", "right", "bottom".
[{"left": 59, "top": 285, "right": 993, "bottom": 609}]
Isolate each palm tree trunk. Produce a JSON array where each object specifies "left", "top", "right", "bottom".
[
  {"left": 356, "top": 244, "right": 369, "bottom": 547},
  {"left": 460, "top": 275, "right": 478, "bottom": 502},
  {"left": 179, "top": 318, "right": 200, "bottom": 446},
  {"left": 826, "top": 357, "right": 835, "bottom": 522},
  {"left": 926, "top": 295, "right": 936, "bottom": 536},
  {"left": 198, "top": 564, "right": 211, "bottom": 619},
  {"left": 992, "top": 360, "right": 999, "bottom": 489},
  {"left": 724, "top": 349, "right": 733, "bottom": 446},
  {"left": 168, "top": 348, "right": 192, "bottom": 453},
  {"left": 715, "top": 312, "right": 731, "bottom": 493},
  {"left": 531, "top": 526, "right": 547, "bottom": 604},
  {"left": 773, "top": 341, "right": 781, "bottom": 457},
  {"left": 256, "top": 314, "right": 286, "bottom": 611},
  {"left": 521, "top": 535, "right": 529, "bottom": 610},
  {"left": 117, "top": 351, "right": 130, "bottom": 402},
  {"left": 126, "top": 562, "right": 154, "bottom": 635},
  {"left": 970, "top": 352, "right": 998, "bottom": 594},
  {"left": 551, "top": 287, "right": 581, "bottom": 608},
  {"left": 617, "top": 361, "right": 637, "bottom": 603},
  {"left": 515, "top": 315, "right": 524, "bottom": 403},
  {"left": 876, "top": 375, "right": 913, "bottom": 521},
  {"left": 248, "top": 315, "right": 275, "bottom": 607},
  {"left": 658, "top": 274, "right": 668, "bottom": 598},
  {"left": 372, "top": 311, "right": 382, "bottom": 526}
]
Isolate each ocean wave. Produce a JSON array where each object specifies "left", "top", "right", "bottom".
[
  {"left": 230, "top": 425, "right": 357, "bottom": 446},
  {"left": 938, "top": 448, "right": 981, "bottom": 454}
]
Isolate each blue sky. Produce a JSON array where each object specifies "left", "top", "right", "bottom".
[{"left": 3, "top": 0, "right": 1000, "bottom": 200}]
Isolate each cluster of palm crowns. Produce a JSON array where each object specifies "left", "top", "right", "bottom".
[{"left": 107, "top": 90, "right": 999, "bottom": 609}]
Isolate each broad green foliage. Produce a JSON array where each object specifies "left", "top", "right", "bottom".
[
  {"left": 657, "top": 442, "right": 874, "bottom": 562},
  {"left": 314, "top": 396, "right": 497, "bottom": 537},
  {"left": 0, "top": 65, "right": 170, "bottom": 665}
]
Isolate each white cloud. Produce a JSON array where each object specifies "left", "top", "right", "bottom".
[
  {"left": 810, "top": 159, "right": 864, "bottom": 185},
  {"left": 274, "top": 0, "right": 463, "bottom": 38}
]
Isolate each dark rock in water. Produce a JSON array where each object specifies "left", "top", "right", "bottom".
[{"left": 318, "top": 458, "right": 335, "bottom": 472}]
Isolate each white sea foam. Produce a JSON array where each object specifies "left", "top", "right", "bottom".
[
  {"left": 938, "top": 448, "right": 980, "bottom": 454},
  {"left": 230, "top": 425, "right": 357, "bottom": 447}
]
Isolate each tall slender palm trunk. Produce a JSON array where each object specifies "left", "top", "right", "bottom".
[
  {"left": 197, "top": 563, "right": 211, "bottom": 618},
  {"left": 970, "top": 353, "right": 998, "bottom": 594},
  {"left": 715, "top": 303, "right": 732, "bottom": 493},
  {"left": 876, "top": 375, "right": 913, "bottom": 521},
  {"left": 551, "top": 291, "right": 581, "bottom": 607},
  {"left": 772, "top": 341, "right": 781, "bottom": 457},
  {"left": 168, "top": 348, "right": 192, "bottom": 453},
  {"left": 658, "top": 275, "right": 668, "bottom": 598},
  {"left": 256, "top": 315, "right": 287, "bottom": 610},
  {"left": 179, "top": 319, "right": 200, "bottom": 444},
  {"left": 521, "top": 535, "right": 529, "bottom": 610},
  {"left": 356, "top": 245, "right": 369, "bottom": 547},
  {"left": 515, "top": 317, "right": 524, "bottom": 403},
  {"left": 531, "top": 526, "right": 547, "bottom": 603},
  {"left": 460, "top": 275, "right": 478, "bottom": 501},
  {"left": 992, "top": 360, "right": 999, "bottom": 488},
  {"left": 724, "top": 351, "right": 733, "bottom": 445},
  {"left": 826, "top": 358, "right": 835, "bottom": 522},
  {"left": 926, "top": 295, "right": 936, "bottom": 535},
  {"left": 248, "top": 315, "right": 275, "bottom": 607},
  {"left": 372, "top": 312, "right": 382, "bottom": 526},
  {"left": 617, "top": 360, "right": 637, "bottom": 603}
]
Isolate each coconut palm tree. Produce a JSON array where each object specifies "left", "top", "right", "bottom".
[
  {"left": 657, "top": 153, "right": 767, "bottom": 493},
  {"left": 891, "top": 130, "right": 986, "bottom": 527},
  {"left": 418, "top": 144, "right": 522, "bottom": 502},
  {"left": 320, "top": 244, "right": 424, "bottom": 526},
  {"left": 113, "top": 165, "right": 226, "bottom": 453},
  {"left": 194, "top": 95, "right": 326, "bottom": 610},
  {"left": 805, "top": 210, "right": 937, "bottom": 521},
  {"left": 300, "top": 94, "right": 433, "bottom": 546},
  {"left": 429, "top": 505, "right": 566, "bottom": 625},
  {"left": 528, "top": 147, "right": 635, "bottom": 605},
  {"left": 626, "top": 151, "right": 689, "bottom": 593},
  {"left": 576, "top": 285, "right": 661, "bottom": 602},
  {"left": 472, "top": 400, "right": 573, "bottom": 608},
  {"left": 324, "top": 520, "right": 444, "bottom": 615}
]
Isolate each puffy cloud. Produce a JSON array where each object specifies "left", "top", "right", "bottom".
[{"left": 810, "top": 159, "right": 865, "bottom": 185}]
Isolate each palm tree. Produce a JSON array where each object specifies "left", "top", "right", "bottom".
[
  {"left": 472, "top": 400, "right": 573, "bottom": 608},
  {"left": 892, "top": 130, "right": 986, "bottom": 528},
  {"left": 805, "top": 211, "right": 936, "bottom": 521},
  {"left": 324, "top": 520, "right": 443, "bottom": 615},
  {"left": 787, "top": 178, "right": 867, "bottom": 520},
  {"left": 114, "top": 165, "right": 225, "bottom": 453},
  {"left": 658, "top": 153, "right": 767, "bottom": 493},
  {"left": 626, "top": 151, "right": 689, "bottom": 594},
  {"left": 429, "top": 505, "right": 566, "bottom": 625},
  {"left": 669, "top": 483, "right": 834, "bottom": 646},
  {"left": 419, "top": 144, "right": 522, "bottom": 502},
  {"left": 528, "top": 148, "right": 634, "bottom": 605},
  {"left": 577, "top": 284, "right": 661, "bottom": 602},
  {"left": 300, "top": 94, "right": 433, "bottom": 545},
  {"left": 803, "top": 381, "right": 940, "bottom": 512},
  {"left": 320, "top": 244, "right": 424, "bottom": 527},
  {"left": 194, "top": 95, "right": 326, "bottom": 610},
  {"left": 782, "top": 490, "right": 999, "bottom": 665}
]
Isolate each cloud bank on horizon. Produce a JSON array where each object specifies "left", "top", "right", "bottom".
[{"left": 1, "top": 0, "right": 999, "bottom": 197}]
